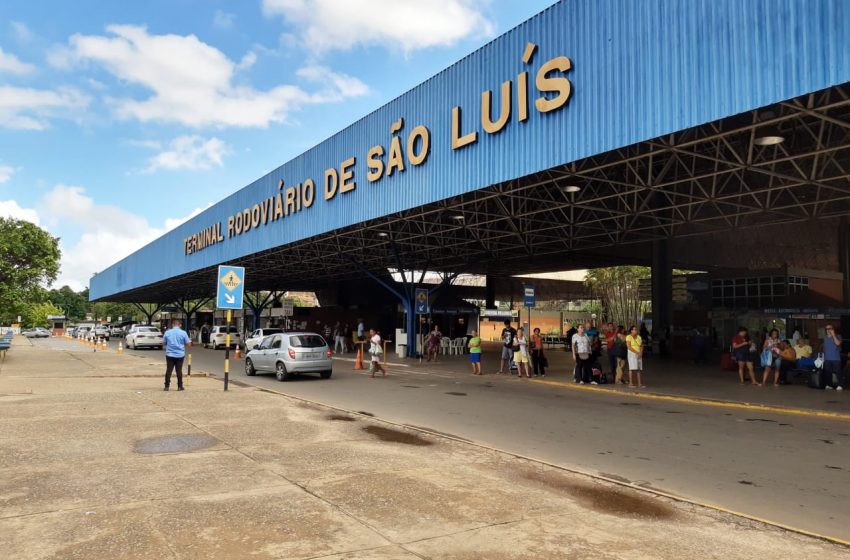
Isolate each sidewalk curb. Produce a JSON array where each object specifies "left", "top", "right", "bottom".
[
  {"left": 209, "top": 374, "right": 850, "bottom": 549},
  {"left": 530, "top": 379, "right": 850, "bottom": 421}
]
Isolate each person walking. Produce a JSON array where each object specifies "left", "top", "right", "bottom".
[
  {"left": 368, "top": 328, "right": 387, "bottom": 378},
  {"left": 531, "top": 327, "right": 546, "bottom": 377},
  {"left": 732, "top": 327, "right": 758, "bottom": 385},
  {"left": 513, "top": 328, "right": 531, "bottom": 378},
  {"left": 426, "top": 325, "right": 442, "bottom": 362},
  {"left": 333, "top": 322, "right": 345, "bottom": 354},
  {"left": 497, "top": 319, "right": 517, "bottom": 374},
  {"left": 611, "top": 326, "right": 628, "bottom": 384},
  {"left": 823, "top": 324, "right": 844, "bottom": 391},
  {"left": 760, "top": 328, "right": 781, "bottom": 386},
  {"left": 626, "top": 325, "right": 645, "bottom": 388},
  {"left": 468, "top": 330, "right": 482, "bottom": 375},
  {"left": 162, "top": 319, "right": 192, "bottom": 391},
  {"left": 572, "top": 324, "right": 593, "bottom": 384}
]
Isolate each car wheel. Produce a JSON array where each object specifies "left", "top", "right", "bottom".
[
  {"left": 320, "top": 370, "right": 332, "bottom": 380},
  {"left": 245, "top": 358, "right": 256, "bottom": 376},
  {"left": 275, "top": 362, "right": 291, "bottom": 382}
]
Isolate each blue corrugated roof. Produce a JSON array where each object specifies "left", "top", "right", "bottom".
[{"left": 91, "top": 0, "right": 850, "bottom": 300}]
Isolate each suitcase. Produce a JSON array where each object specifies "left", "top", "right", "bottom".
[
  {"left": 808, "top": 369, "right": 828, "bottom": 389},
  {"left": 720, "top": 352, "right": 737, "bottom": 371}
]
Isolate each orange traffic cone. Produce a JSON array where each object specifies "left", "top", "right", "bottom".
[
  {"left": 234, "top": 346, "right": 241, "bottom": 360},
  {"left": 354, "top": 344, "right": 364, "bottom": 370}
]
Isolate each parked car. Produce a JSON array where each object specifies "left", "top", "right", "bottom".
[
  {"left": 125, "top": 325, "right": 163, "bottom": 349},
  {"left": 94, "top": 325, "right": 110, "bottom": 340},
  {"left": 245, "top": 332, "right": 332, "bottom": 381},
  {"left": 244, "top": 328, "right": 283, "bottom": 351},
  {"left": 110, "top": 325, "right": 125, "bottom": 337},
  {"left": 75, "top": 326, "right": 92, "bottom": 339},
  {"left": 206, "top": 325, "right": 241, "bottom": 350},
  {"left": 67, "top": 327, "right": 77, "bottom": 337},
  {"left": 23, "top": 327, "right": 51, "bottom": 338}
]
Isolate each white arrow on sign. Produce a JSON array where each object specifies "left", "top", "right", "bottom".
[{"left": 225, "top": 293, "right": 236, "bottom": 304}]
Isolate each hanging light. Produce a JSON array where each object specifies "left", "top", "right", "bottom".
[
  {"left": 377, "top": 232, "right": 388, "bottom": 238},
  {"left": 451, "top": 214, "right": 465, "bottom": 221},
  {"left": 754, "top": 111, "right": 785, "bottom": 146},
  {"left": 562, "top": 185, "right": 581, "bottom": 193}
]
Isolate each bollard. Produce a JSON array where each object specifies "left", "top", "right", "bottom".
[{"left": 186, "top": 353, "right": 192, "bottom": 387}]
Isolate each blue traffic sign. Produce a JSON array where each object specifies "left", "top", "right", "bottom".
[
  {"left": 216, "top": 265, "right": 245, "bottom": 310},
  {"left": 415, "top": 288, "right": 429, "bottom": 314},
  {"left": 523, "top": 283, "right": 536, "bottom": 308}
]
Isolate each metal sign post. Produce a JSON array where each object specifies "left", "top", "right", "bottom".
[
  {"left": 415, "top": 288, "right": 429, "bottom": 362},
  {"left": 523, "top": 284, "right": 535, "bottom": 334},
  {"left": 216, "top": 266, "right": 246, "bottom": 391}
]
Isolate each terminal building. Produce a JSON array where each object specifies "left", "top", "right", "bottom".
[{"left": 91, "top": 0, "right": 850, "bottom": 357}]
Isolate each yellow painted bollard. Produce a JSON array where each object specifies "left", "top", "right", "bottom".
[{"left": 186, "top": 353, "right": 192, "bottom": 387}]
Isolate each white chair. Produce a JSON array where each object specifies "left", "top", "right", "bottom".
[
  {"left": 440, "top": 337, "right": 451, "bottom": 355},
  {"left": 453, "top": 337, "right": 467, "bottom": 355}
]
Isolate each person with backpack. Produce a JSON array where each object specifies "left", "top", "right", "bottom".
[{"left": 497, "top": 319, "right": 517, "bottom": 374}]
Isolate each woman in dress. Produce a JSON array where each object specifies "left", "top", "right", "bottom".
[
  {"left": 531, "top": 327, "right": 546, "bottom": 377},
  {"left": 368, "top": 328, "right": 387, "bottom": 378},
  {"left": 760, "top": 328, "right": 781, "bottom": 386},
  {"left": 513, "top": 328, "right": 531, "bottom": 378},
  {"left": 732, "top": 327, "right": 758, "bottom": 385}
]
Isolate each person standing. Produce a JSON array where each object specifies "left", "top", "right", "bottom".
[
  {"left": 605, "top": 322, "right": 617, "bottom": 376},
  {"left": 323, "top": 323, "right": 332, "bottom": 341},
  {"left": 823, "top": 324, "right": 844, "bottom": 391},
  {"left": 200, "top": 323, "right": 210, "bottom": 346},
  {"left": 163, "top": 319, "right": 192, "bottom": 391},
  {"left": 497, "top": 319, "right": 517, "bottom": 374},
  {"left": 611, "top": 326, "right": 628, "bottom": 384},
  {"left": 572, "top": 324, "right": 592, "bottom": 384},
  {"left": 531, "top": 327, "right": 546, "bottom": 377},
  {"left": 426, "top": 325, "right": 442, "bottom": 362},
  {"left": 357, "top": 319, "right": 365, "bottom": 341},
  {"left": 513, "top": 328, "right": 531, "bottom": 378},
  {"left": 626, "top": 325, "right": 645, "bottom": 388},
  {"left": 468, "top": 330, "right": 482, "bottom": 375},
  {"left": 760, "top": 328, "right": 781, "bottom": 386},
  {"left": 368, "top": 328, "right": 386, "bottom": 378},
  {"left": 732, "top": 327, "right": 758, "bottom": 385}
]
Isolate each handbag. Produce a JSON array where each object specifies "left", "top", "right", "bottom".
[{"left": 759, "top": 349, "right": 773, "bottom": 368}]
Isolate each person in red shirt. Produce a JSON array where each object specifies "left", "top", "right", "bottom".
[
  {"left": 731, "top": 326, "right": 757, "bottom": 385},
  {"left": 605, "top": 322, "right": 617, "bottom": 376}
]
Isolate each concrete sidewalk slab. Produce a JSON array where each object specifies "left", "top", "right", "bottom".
[{"left": 1, "top": 340, "right": 848, "bottom": 558}]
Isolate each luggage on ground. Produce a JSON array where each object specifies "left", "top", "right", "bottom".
[
  {"left": 721, "top": 352, "right": 737, "bottom": 371},
  {"left": 808, "top": 369, "right": 828, "bottom": 390}
]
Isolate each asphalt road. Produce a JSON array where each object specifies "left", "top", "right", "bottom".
[{"left": 114, "top": 341, "right": 850, "bottom": 541}]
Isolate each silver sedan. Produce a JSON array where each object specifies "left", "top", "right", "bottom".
[{"left": 245, "top": 332, "right": 332, "bottom": 381}]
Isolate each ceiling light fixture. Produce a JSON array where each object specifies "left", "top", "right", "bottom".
[
  {"left": 377, "top": 232, "right": 388, "bottom": 237},
  {"left": 754, "top": 110, "right": 785, "bottom": 146},
  {"left": 562, "top": 185, "right": 581, "bottom": 193},
  {"left": 451, "top": 214, "right": 465, "bottom": 221}
]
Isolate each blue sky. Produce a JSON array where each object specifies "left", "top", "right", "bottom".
[{"left": 0, "top": 0, "right": 557, "bottom": 290}]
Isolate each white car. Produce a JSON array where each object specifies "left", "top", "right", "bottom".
[
  {"left": 244, "top": 328, "right": 283, "bottom": 351},
  {"left": 206, "top": 325, "right": 240, "bottom": 350},
  {"left": 23, "top": 327, "right": 51, "bottom": 338},
  {"left": 125, "top": 325, "right": 164, "bottom": 349}
]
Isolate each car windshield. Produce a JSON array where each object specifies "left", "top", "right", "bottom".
[
  {"left": 289, "top": 335, "right": 326, "bottom": 348},
  {"left": 261, "top": 329, "right": 282, "bottom": 336},
  {"left": 217, "top": 327, "right": 239, "bottom": 333},
  {"left": 140, "top": 327, "right": 160, "bottom": 333}
]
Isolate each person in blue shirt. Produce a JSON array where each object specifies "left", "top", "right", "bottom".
[
  {"left": 822, "top": 324, "right": 844, "bottom": 391},
  {"left": 163, "top": 319, "right": 192, "bottom": 391}
]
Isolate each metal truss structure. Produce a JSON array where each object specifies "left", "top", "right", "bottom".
[{"left": 107, "top": 84, "right": 850, "bottom": 303}]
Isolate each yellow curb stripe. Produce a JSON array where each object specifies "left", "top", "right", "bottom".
[{"left": 530, "top": 379, "right": 850, "bottom": 421}]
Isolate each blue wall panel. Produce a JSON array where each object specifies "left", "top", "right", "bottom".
[{"left": 91, "top": 0, "right": 850, "bottom": 299}]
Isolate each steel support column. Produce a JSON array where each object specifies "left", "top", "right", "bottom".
[
  {"left": 485, "top": 275, "right": 496, "bottom": 309},
  {"left": 840, "top": 217, "right": 850, "bottom": 305},
  {"left": 651, "top": 239, "right": 672, "bottom": 356}
]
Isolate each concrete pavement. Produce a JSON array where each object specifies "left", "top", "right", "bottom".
[{"left": 2, "top": 336, "right": 849, "bottom": 558}]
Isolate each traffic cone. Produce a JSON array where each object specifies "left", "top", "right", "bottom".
[
  {"left": 234, "top": 346, "right": 241, "bottom": 360},
  {"left": 101, "top": 339, "right": 107, "bottom": 351},
  {"left": 118, "top": 342, "right": 123, "bottom": 354},
  {"left": 354, "top": 344, "right": 364, "bottom": 370}
]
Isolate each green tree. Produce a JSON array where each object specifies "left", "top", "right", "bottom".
[
  {"left": 585, "top": 266, "right": 650, "bottom": 327},
  {"left": 0, "top": 218, "right": 61, "bottom": 319},
  {"left": 48, "top": 285, "right": 88, "bottom": 320},
  {"left": 21, "top": 301, "right": 64, "bottom": 328}
]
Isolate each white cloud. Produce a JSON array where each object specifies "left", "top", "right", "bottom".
[
  {"left": 144, "top": 135, "right": 231, "bottom": 173},
  {"left": 0, "top": 85, "right": 90, "bottom": 130},
  {"left": 57, "top": 24, "right": 368, "bottom": 128},
  {"left": 261, "top": 0, "right": 495, "bottom": 53},
  {"left": 0, "top": 199, "right": 40, "bottom": 225},
  {"left": 22, "top": 183, "right": 210, "bottom": 290},
  {"left": 213, "top": 10, "right": 235, "bottom": 29},
  {"left": 0, "top": 165, "right": 15, "bottom": 183},
  {"left": 10, "top": 21, "right": 34, "bottom": 43},
  {"left": 0, "top": 47, "right": 36, "bottom": 75},
  {"left": 236, "top": 51, "right": 256, "bottom": 71}
]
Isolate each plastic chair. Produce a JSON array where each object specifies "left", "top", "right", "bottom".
[{"left": 440, "top": 337, "right": 450, "bottom": 355}]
